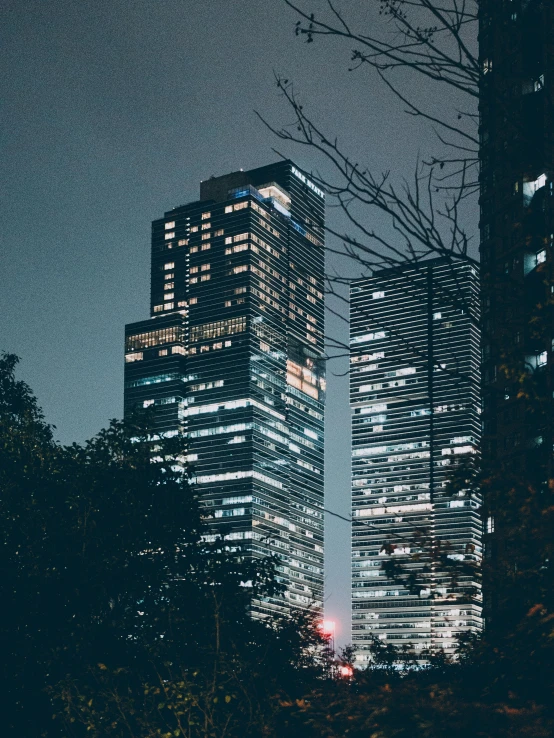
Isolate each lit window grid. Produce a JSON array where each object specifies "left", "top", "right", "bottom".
[
  {"left": 186, "top": 352, "right": 324, "bottom": 615},
  {"left": 152, "top": 206, "right": 322, "bottom": 348},
  {"left": 350, "top": 262, "right": 482, "bottom": 660},
  {"left": 126, "top": 326, "right": 186, "bottom": 351},
  {"left": 128, "top": 164, "right": 326, "bottom": 617}
]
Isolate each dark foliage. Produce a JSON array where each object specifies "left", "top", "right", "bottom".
[
  {"left": 3, "top": 346, "right": 553, "bottom": 737},
  {"left": 0, "top": 353, "right": 326, "bottom": 737}
]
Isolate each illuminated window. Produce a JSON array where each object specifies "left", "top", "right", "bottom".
[
  {"left": 190, "top": 225, "right": 199, "bottom": 233},
  {"left": 190, "top": 246, "right": 198, "bottom": 253},
  {"left": 202, "top": 211, "right": 211, "bottom": 220},
  {"left": 153, "top": 305, "right": 163, "bottom": 313},
  {"left": 201, "top": 243, "right": 211, "bottom": 250},
  {"left": 159, "top": 349, "right": 168, "bottom": 357},
  {"left": 201, "top": 233, "right": 210, "bottom": 240},
  {"left": 214, "top": 229, "right": 224, "bottom": 236},
  {"left": 225, "top": 232, "right": 249, "bottom": 245},
  {"left": 386, "top": 367, "right": 416, "bottom": 377},
  {"left": 165, "top": 232, "right": 175, "bottom": 240},
  {"left": 201, "top": 223, "right": 210, "bottom": 230},
  {"left": 164, "top": 273, "right": 174, "bottom": 280},
  {"left": 177, "top": 301, "right": 187, "bottom": 308},
  {"left": 523, "top": 174, "right": 547, "bottom": 205},
  {"left": 225, "top": 300, "right": 232, "bottom": 307},
  {"left": 534, "top": 74, "right": 545, "bottom": 92},
  {"left": 164, "top": 292, "right": 174, "bottom": 300},
  {"left": 125, "top": 372, "right": 181, "bottom": 388},
  {"left": 234, "top": 201, "right": 248, "bottom": 211},
  {"left": 125, "top": 352, "right": 143, "bottom": 362},
  {"left": 190, "top": 277, "right": 198, "bottom": 284},
  {"left": 225, "top": 243, "right": 248, "bottom": 254},
  {"left": 190, "top": 316, "right": 246, "bottom": 342},
  {"left": 215, "top": 506, "right": 246, "bottom": 518},
  {"left": 201, "top": 263, "right": 210, "bottom": 271},
  {"left": 201, "top": 274, "right": 211, "bottom": 281},
  {"left": 231, "top": 265, "right": 248, "bottom": 274},
  {"left": 372, "top": 291, "right": 385, "bottom": 299},
  {"left": 225, "top": 205, "right": 233, "bottom": 213},
  {"left": 213, "top": 342, "right": 223, "bottom": 349},
  {"left": 165, "top": 221, "right": 175, "bottom": 230},
  {"left": 126, "top": 326, "right": 185, "bottom": 351},
  {"left": 178, "top": 239, "right": 188, "bottom": 246},
  {"left": 190, "top": 266, "right": 199, "bottom": 274},
  {"left": 164, "top": 262, "right": 175, "bottom": 270},
  {"left": 190, "top": 380, "right": 224, "bottom": 391},
  {"left": 164, "top": 282, "right": 174, "bottom": 290},
  {"left": 189, "top": 297, "right": 198, "bottom": 305},
  {"left": 163, "top": 302, "right": 174, "bottom": 310},
  {"left": 235, "top": 286, "right": 247, "bottom": 295},
  {"left": 172, "top": 345, "right": 186, "bottom": 355}
]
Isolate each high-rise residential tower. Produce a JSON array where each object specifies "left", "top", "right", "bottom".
[
  {"left": 350, "top": 259, "right": 482, "bottom": 664},
  {"left": 124, "top": 161, "right": 325, "bottom": 617},
  {"left": 479, "top": 0, "right": 554, "bottom": 623},
  {"left": 480, "top": 0, "right": 554, "bottom": 483}
]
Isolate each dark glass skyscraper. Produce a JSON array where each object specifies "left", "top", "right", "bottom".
[
  {"left": 479, "top": 0, "right": 554, "bottom": 623},
  {"left": 124, "top": 161, "right": 325, "bottom": 616},
  {"left": 350, "top": 259, "right": 482, "bottom": 664},
  {"left": 480, "top": 0, "right": 554, "bottom": 482}
]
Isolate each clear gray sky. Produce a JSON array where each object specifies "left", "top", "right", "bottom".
[{"left": 1, "top": 0, "right": 463, "bottom": 646}]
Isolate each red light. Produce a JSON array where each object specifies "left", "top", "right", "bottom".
[
  {"left": 318, "top": 620, "right": 336, "bottom": 638},
  {"left": 339, "top": 665, "right": 353, "bottom": 678}
]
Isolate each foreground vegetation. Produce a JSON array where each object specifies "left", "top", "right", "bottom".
[{"left": 1, "top": 352, "right": 553, "bottom": 737}]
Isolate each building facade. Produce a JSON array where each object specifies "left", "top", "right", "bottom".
[
  {"left": 350, "top": 259, "right": 482, "bottom": 664},
  {"left": 479, "top": 0, "right": 554, "bottom": 622},
  {"left": 480, "top": 0, "right": 554, "bottom": 482},
  {"left": 124, "top": 161, "right": 325, "bottom": 616}
]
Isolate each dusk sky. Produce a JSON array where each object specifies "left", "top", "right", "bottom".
[{"left": 1, "top": 0, "right": 461, "bottom": 645}]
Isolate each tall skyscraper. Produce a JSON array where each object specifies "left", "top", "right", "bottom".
[
  {"left": 479, "top": 0, "right": 554, "bottom": 623},
  {"left": 124, "top": 161, "right": 325, "bottom": 617},
  {"left": 480, "top": 0, "right": 554, "bottom": 483},
  {"left": 350, "top": 258, "right": 482, "bottom": 664}
]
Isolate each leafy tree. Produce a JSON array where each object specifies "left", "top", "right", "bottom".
[
  {"left": 277, "top": 657, "right": 554, "bottom": 738},
  {"left": 0, "top": 353, "right": 327, "bottom": 737}
]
